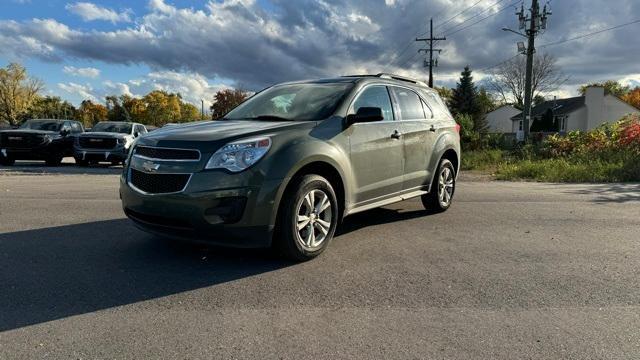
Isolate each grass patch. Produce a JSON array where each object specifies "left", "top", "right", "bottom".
[
  {"left": 462, "top": 150, "right": 640, "bottom": 182},
  {"left": 496, "top": 159, "right": 627, "bottom": 182},
  {"left": 461, "top": 149, "right": 506, "bottom": 171}
]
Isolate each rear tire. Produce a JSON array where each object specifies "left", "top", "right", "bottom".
[
  {"left": 275, "top": 175, "right": 339, "bottom": 262},
  {"left": 0, "top": 157, "right": 15, "bottom": 166},
  {"left": 421, "top": 158, "right": 456, "bottom": 213},
  {"left": 45, "top": 154, "right": 63, "bottom": 167}
]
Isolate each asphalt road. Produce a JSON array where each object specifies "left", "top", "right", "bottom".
[{"left": 1, "top": 165, "right": 639, "bottom": 359}]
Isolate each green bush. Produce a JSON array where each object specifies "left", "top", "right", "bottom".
[{"left": 463, "top": 115, "right": 640, "bottom": 182}]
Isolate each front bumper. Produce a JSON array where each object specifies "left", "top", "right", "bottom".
[
  {"left": 120, "top": 170, "right": 285, "bottom": 248},
  {"left": 1, "top": 143, "right": 63, "bottom": 160},
  {"left": 74, "top": 146, "right": 129, "bottom": 162}
]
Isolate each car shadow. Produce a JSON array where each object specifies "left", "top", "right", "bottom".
[
  {"left": 563, "top": 183, "right": 640, "bottom": 204},
  {"left": 0, "top": 159, "right": 122, "bottom": 175},
  {"left": 0, "top": 219, "right": 291, "bottom": 332},
  {"left": 338, "top": 207, "right": 436, "bottom": 236}
]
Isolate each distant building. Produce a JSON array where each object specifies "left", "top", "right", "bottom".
[
  {"left": 510, "top": 87, "right": 639, "bottom": 133},
  {"left": 485, "top": 105, "right": 521, "bottom": 133}
]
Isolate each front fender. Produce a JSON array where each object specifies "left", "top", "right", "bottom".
[{"left": 263, "top": 139, "right": 352, "bottom": 225}]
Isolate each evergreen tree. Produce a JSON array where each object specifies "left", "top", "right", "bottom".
[{"left": 450, "top": 66, "right": 486, "bottom": 133}]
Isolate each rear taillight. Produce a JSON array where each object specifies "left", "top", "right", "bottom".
[{"left": 455, "top": 123, "right": 461, "bottom": 133}]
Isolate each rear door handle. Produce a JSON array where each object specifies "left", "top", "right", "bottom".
[
  {"left": 429, "top": 125, "right": 437, "bottom": 132},
  {"left": 391, "top": 130, "right": 402, "bottom": 139}
]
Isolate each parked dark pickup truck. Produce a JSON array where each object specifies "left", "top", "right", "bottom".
[
  {"left": 74, "top": 121, "right": 147, "bottom": 166},
  {"left": 0, "top": 119, "right": 84, "bottom": 166}
]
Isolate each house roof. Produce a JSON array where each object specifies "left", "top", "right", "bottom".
[
  {"left": 511, "top": 96, "right": 585, "bottom": 120},
  {"left": 487, "top": 104, "right": 519, "bottom": 114}
]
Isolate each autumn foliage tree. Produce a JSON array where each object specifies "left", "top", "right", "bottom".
[
  {"left": 622, "top": 88, "right": 640, "bottom": 110},
  {"left": 76, "top": 100, "right": 108, "bottom": 126},
  {"left": 578, "top": 80, "right": 630, "bottom": 97},
  {"left": 210, "top": 89, "right": 249, "bottom": 120},
  {"left": 0, "top": 63, "right": 44, "bottom": 126}
]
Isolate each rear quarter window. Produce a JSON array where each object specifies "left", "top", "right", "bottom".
[{"left": 422, "top": 91, "right": 453, "bottom": 120}]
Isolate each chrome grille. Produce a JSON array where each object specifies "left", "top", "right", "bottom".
[
  {"left": 79, "top": 137, "right": 118, "bottom": 149},
  {"left": 134, "top": 146, "right": 200, "bottom": 161}
]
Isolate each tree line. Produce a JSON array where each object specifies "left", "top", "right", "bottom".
[
  {"left": 0, "top": 62, "right": 250, "bottom": 128},
  {"left": 2, "top": 60, "right": 638, "bottom": 131}
]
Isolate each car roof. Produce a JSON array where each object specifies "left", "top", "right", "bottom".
[
  {"left": 281, "top": 74, "right": 433, "bottom": 92},
  {"left": 28, "top": 119, "right": 73, "bottom": 123}
]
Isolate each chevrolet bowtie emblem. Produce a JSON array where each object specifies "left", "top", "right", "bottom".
[{"left": 142, "top": 161, "right": 160, "bottom": 173}]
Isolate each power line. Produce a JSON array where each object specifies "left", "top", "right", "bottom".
[
  {"left": 479, "top": 53, "right": 521, "bottom": 72},
  {"left": 437, "top": 0, "right": 511, "bottom": 36},
  {"left": 443, "top": 0, "right": 521, "bottom": 38},
  {"left": 540, "top": 18, "right": 640, "bottom": 48},
  {"left": 389, "top": 0, "right": 517, "bottom": 71},
  {"left": 434, "top": 0, "right": 485, "bottom": 32},
  {"left": 382, "top": 3, "right": 465, "bottom": 70}
]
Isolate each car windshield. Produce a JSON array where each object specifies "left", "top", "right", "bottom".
[
  {"left": 91, "top": 122, "right": 133, "bottom": 134},
  {"left": 19, "top": 120, "right": 63, "bottom": 131},
  {"left": 225, "top": 82, "right": 354, "bottom": 121}
]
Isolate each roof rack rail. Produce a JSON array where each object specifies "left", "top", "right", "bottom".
[
  {"left": 341, "top": 74, "right": 378, "bottom": 78},
  {"left": 375, "top": 73, "right": 427, "bottom": 86},
  {"left": 340, "top": 74, "right": 429, "bottom": 87}
]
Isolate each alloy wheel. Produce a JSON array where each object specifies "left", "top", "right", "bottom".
[
  {"left": 438, "top": 166, "right": 454, "bottom": 207},
  {"left": 295, "top": 189, "right": 333, "bottom": 251}
]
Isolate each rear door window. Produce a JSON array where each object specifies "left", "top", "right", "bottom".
[{"left": 391, "top": 87, "right": 426, "bottom": 121}]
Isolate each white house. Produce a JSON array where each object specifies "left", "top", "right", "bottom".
[
  {"left": 510, "top": 87, "right": 639, "bottom": 133},
  {"left": 485, "top": 105, "right": 521, "bottom": 133}
]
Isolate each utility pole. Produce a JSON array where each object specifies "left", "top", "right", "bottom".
[
  {"left": 201, "top": 99, "right": 205, "bottom": 120},
  {"left": 505, "top": 0, "right": 551, "bottom": 141},
  {"left": 416, "top": 18, "right": 446, "bottom": 88}
]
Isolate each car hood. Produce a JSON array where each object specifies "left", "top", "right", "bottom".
[
  {"left": 138, "top": 120, "right": 316, "bottom": 152},
  {"left": 80, "top": 132, "right": 129, "bottom": 139},
  {"left": 0, "top": 129, "right": 58, "bottom": 136}
]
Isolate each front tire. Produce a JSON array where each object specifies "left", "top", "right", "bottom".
[
  {"left": 421, "top": 158, "right": 456, "bottom": 213},
  {"left": 275, "top": 175, "right": 339, "bottom": 261},
  {"left": 75, "top": 158, "right": 89, "bottom": 167}
]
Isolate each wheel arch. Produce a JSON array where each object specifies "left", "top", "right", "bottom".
[{"left": 271, "top": 157, "right": 348, "bottom": 229}]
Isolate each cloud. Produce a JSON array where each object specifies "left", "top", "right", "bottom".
[
  {"left": 1, "top": 0, "right": 639, "bottom": 96},
  {"left": 63, "top": 65, "right": 100, "bottom": 78},
  {"left": 102, "top": 71, "right": 229, "bottom": 108},
  {"left": 55, "top": 71, "right": 229, "bottom": 107},
  {"left": 65, "top": 2, "right": 132, "bottom": 23},
  {"left": 58, "top": 82, "right": 97, "bottom": 101}
]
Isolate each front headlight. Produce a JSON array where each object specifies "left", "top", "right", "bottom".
[{"left": 205, "top": 137, "right": 272, "bottom": 172}]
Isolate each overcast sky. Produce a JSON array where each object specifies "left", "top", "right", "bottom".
[{"left": 1, "top": 0, "right": 639, "bottom": 107}]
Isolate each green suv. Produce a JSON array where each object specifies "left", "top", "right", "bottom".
[{"left": 120, "top": 74, "right": 460, "bottom": 261}]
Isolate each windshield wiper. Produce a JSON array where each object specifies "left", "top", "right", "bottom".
[{"left": 247, "top": 115, "right": 293, "bottom": 122}]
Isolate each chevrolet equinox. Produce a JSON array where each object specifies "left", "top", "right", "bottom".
[{"left": 120, "top": 74, "right": 461, "bottom": 261}]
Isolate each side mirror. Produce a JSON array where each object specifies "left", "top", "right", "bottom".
[
  {"left": 134, "top": 132, "right": 140, "bottom": 138},
  {"left": 60, "top": 128, "right": 70, "bottom": 136},
  {"left": 346, "top": 107, "right": 384, "bottom": 126}
]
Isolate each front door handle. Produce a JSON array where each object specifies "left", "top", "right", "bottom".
[{"left": 391, "top": 130, "right": 402, "bottom": 139}]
